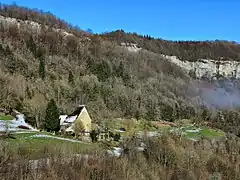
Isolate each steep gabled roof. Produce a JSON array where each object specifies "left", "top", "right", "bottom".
[
  {"left": 67, "top": 105, "right": 85, "bottom": 117},
  {"left": 60, "top": 105, "right": 86, "bottom": 125}
]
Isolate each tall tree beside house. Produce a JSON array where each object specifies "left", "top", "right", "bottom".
[
  {"left": 44, "top": 99, "right": 60, "bottom": 132},
  {"left": 38, "top": 56, "right": 45, "bottom": 80},
  {"left": 74, "top": 120, "right": 85, "bottom": 139}
]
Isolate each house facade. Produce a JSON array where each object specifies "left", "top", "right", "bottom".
[{"left": 60, "top": 105, "right": 92, "bottom": 134}]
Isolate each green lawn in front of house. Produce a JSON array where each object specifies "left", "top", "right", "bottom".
[
  {"left": 0, "top": 114, "right": 14, "bottom": 120},
  {"left": 2, "top": 132, "right": 100, "bottom": 159}
]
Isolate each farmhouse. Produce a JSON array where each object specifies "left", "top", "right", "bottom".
[{"left": 60, "top": 105, "right": 92, "bottom": 134}]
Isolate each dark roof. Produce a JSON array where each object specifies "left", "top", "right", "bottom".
[{"left": 67, "top": 105, "right": 85, "bottom": 117}]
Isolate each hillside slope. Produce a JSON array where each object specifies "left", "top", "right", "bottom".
[
  {"left": 0, "top": 4, "right": 239, "bottom": 136},
  {"left": 102, "top": 30, "right": 240, "bottom": 61}
]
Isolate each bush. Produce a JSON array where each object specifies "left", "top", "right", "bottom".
[
  {"left": 113, "top": 133, "right": 121, "bottom": 142},
  {"left": 90, "top": 130, "right": 99, "bottom": 143}
]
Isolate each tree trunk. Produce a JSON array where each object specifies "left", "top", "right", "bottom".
[{"left": 35, "top": 114, "right": 40, "bottom": 128}]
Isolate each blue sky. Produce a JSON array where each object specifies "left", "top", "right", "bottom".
[{"left": 1, "top": 0, "right": 239, "bottom": 41}]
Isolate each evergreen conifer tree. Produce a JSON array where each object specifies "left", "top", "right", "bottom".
[
  {"left": 26, "top": 35, "right": 36, "bottom": 57},
  {"left": 135, "top": 110, "right": 140, "bottom": 120},
  {"left": 117, "top": 61, "right": 124, "bottom": 77},
  {"left": 39, "top": 56, "right": 45, "bottom": 80},
  {"left": 44, "top": 99, "right": 60, "bottom": 132},
  {"left": 68, "top": 70, "right": 74, "bottom": 85}
]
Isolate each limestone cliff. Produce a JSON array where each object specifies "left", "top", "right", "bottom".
[{"left": 164, "top": 55, "right": 240, "bottom": 79}]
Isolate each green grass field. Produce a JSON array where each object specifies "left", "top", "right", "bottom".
[
  {"left": 0, "top": 114, "right": 14, "bottom": 120},
  {"left": 101, "top": 118, "right": 225, "bottom": 141},
  {"left": 166, "top": 124, "right": 225, "bottom": 140},
  {"left": 3, "top": 132, "right": 99, "bottom": 159},
  {"left": 184, "top": 129, "right": 224, "bottom": 139}
]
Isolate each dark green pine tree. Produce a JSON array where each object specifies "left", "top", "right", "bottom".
[
  {"left": 145, "top": 101, "right": 156, "bottom": 121},
  {"left": 6, "top": 55, "right": 17, "bottom": 74},
  {"left": 117, "top": 61, "right": 124, "bottom": 77},
  {"left": 26, "top": 86, "right": 32, "bottom": 99},
  {"left": 26, "top": 35, "right": 37, "bottom": 57},
  {"left": 5, "top": 45, "right": 12, "bottom": 56},
  {"left": 68, "top": 70, "right": 74, "bottom": 85},
  {"left": 135, "top": 110, "right": 141, "bottom": 120},
  {"left": 39, "top": 56, "right": 45, "bottom": 80},
  {"left": 44, "top": 99, "right": 60, "bottom": 132}
]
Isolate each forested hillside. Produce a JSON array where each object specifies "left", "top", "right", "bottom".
[
  {"left": 0, "top": 3, "right": 239, "bottom": 136},
  {"left": 102, "top": 30, "right": 240, "bottom": 61}
]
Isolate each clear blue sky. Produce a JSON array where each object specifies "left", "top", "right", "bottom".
[{"left": 1, "top": 0, "right": 239, "bottom": 41}]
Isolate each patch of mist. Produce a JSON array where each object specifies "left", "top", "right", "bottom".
[{"left": 195, "top": 78, "right": 240, "bottom": 109}]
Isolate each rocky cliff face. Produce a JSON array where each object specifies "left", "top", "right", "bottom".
[
  {"left": 162, "top": 55, "right": 240, "bottom": 109},
  {"left": 120, "top": 42, "right": 142, "bottom": 52},
  {"left": 164, "top": 55, "right": 240, "bottom": 79},
  {"left": 119, "top": 42, "right": 240, "bottom": 79}
]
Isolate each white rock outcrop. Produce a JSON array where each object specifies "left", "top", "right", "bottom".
[
  {"left": 163, "top": 55, "right": 240, "bottom": 79},
  {"left": 0, "top": 15, "right": 73, "bottom": 37},
  {"left": 120, "top": 42, "right": 142, "bottom": 52}
]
